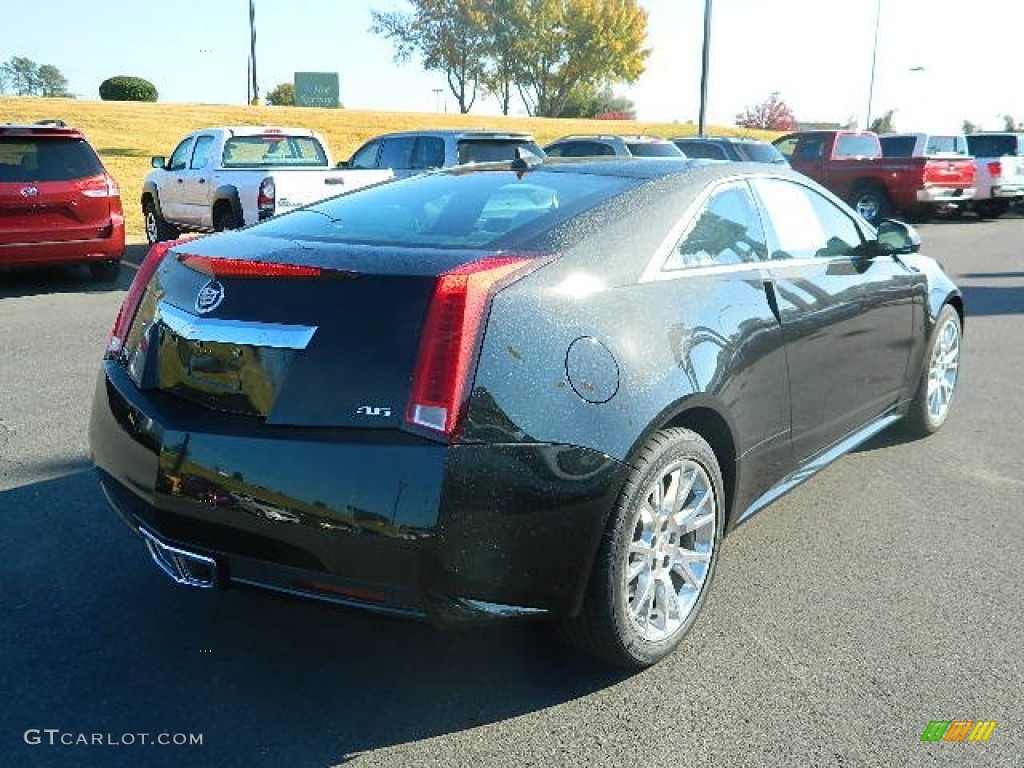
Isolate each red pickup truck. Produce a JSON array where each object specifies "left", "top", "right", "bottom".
[{"left": 772, "top": 130, "right": 976, "bottom": 224}]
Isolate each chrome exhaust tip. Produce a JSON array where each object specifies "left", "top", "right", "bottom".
[{"left": 139, "top": 527, "right": 218, "bottom": 588}]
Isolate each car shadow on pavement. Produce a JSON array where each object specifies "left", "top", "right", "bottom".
[
  {"left": 1, "top": 471, "right": 627, "bottom": 768},
  {"left": 0, "top": 243, "right": 151, "bottom": 300}
]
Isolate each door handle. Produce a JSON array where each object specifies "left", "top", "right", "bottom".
[
  {"left": 176, "top": 179, "right": 184, "bottom": 184},
  {"left": 198, "top": 178, "right": 206, "bottom": 184}
]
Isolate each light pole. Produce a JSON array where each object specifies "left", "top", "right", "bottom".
[
  {"left": 865, "top": 0, "right": 881, "bottom": 129},
  {"left": 248, "top": 0, "right": 259, "bottom": 105},
  {"left": 697, "top": 0, "right": 713, "bottom": 136}
]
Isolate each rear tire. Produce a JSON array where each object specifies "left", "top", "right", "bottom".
[
  {"left": 143, "top": 199, "right": 178, "bottom": 244},
  {"left": 901, "top": 304, "right": 962, "bottom": 437},
  {"left": 559, "top": 428, "right": 723, "bottom": 668},
  {"left": 213, "top": 205, "right": 241, "bottom": 232},
  {"left": 89, "top": 260, "right": 121, "bottom": 282},
  {"left": 849, "top": 183, "right": 891, "bottom": 226},
  {"left": 973, "top": 199, "right": 1009, "bottom": 219}
]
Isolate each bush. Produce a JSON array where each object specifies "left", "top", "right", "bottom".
[
  {"left": 266, "top": 82, "right": 294, "bottom": 106},
  {"left": 99, "top": 76, "right": 158, "bottom": 102}
]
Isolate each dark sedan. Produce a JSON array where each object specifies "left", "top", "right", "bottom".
[{"left": 90, "top": 158, "right": 963, "bottom": 667}]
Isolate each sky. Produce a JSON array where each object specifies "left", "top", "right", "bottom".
[{"left": 4, "top": 0, "right": 1024, "bottom": 132}]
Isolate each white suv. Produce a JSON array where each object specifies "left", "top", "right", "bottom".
[{"left": 965, "top": 133, "right": 1024, "bottom": 218}]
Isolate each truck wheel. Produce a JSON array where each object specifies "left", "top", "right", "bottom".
[
  {"left": 213, "top": 205, "right": 241, "bottom": 232},
  {"left": 88, "top": 260, "right": 121, "bottom": 282},
  {"left": 850, "top": 184, "right": 891, "bottom": 226},
  {"left": 143, "top": 199, "right": 178, "bottom": 244},
  {"left": 973, "top": 199, "right": 1009, "bottom": 219}
]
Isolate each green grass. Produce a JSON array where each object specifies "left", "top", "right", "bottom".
[{"left": 1, "top": 96, "right": 777, "bottom": 242}]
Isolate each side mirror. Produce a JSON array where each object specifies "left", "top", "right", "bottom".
[
  {"left": 151, "top": 156, "right": 167, "bottom": 169},
  {"left": 874, "top": 218, "right": 921, "bottom": 255}
]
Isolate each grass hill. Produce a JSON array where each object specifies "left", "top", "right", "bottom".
[{"left": 1, "top": 96, "right": 774, "bottom": 242}]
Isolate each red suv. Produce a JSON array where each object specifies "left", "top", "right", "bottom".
[{"left": 0, "top": 122, "right": 124, "bottom": 280}]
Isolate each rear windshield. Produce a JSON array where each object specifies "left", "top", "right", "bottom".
[
  {"left": 879, "top": 136, "right": 915, "bottom": 157},
  {"left": 251, "top": 169, "right": 636, "bottom": 249},
  {"left": 924, "top": 135, "right": 968, "bottom": 155},
  {"left": 966, "top": 134, "right": 1023, "bottom": 157},
  {"left": 0, "top": 137, "right": 104, "bottom": 182},
  {"left": 673, "top": 142, "right": 725, "bottom": 160},
  {"left": 737, "top": 142, "right": 787, "bottom": 163},
  {"left": 626, "top": 142, "right": 683, "bottom": 158},
  {"left": 456, "top": 140, "right": 544, "bottom": 165},
  {"left": 221, "top": 135, "right": 328, "bottom": 167}
]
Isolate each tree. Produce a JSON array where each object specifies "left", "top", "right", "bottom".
[
  {"left": 1001, "top": 114, "right": 1020, "bottom": 131},
  {"left": 99, "top": 76, "right": 158, "bottom": 102},
  {"left": 266, "top": 82, "right": 295, "bottom": 106},
  {"left": 735, "top": 92, "right": 796, "bottom": 131},
  {"left": 561, "top": 83, "right": 635, "bottom": 119},
  {"left": 371, "top": 0, "right": 490, "bottom": 114},
  {"left": 480, "top": 0, "right": 518, "bottom": 115},
  {"left": 2, "top": 57, "right": 42, "bottom": 96},
  {"left": 36, "top": 64, "right": 71, "bottom": 97},
  {"left": 961, "top": 119, "right": 979, "bottom": 134},
  {"left": 869, "top": 109, "right": 896, "bottom": 134},
  {"left": 509, "top": 0, "right": 649, "bottom": 117}
]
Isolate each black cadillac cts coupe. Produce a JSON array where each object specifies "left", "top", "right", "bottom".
[{"left": 90, "top": 158, "right": 963, "bottom": 667}]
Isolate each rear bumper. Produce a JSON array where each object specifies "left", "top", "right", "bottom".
[
  {"left": 89, "top": 361, "right": 626, "bottom": 625},
  {"left": 990, "top": 184, "right": 1024, "bottom": 199},
  {"left": 915, "top": 186, "right": 975, "bottom": 203},
  {"left": 0, "top": 225, "right": 125, "bottom": 268}
]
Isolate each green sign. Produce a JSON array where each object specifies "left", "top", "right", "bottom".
[{"left": 294, "top": 72, "right": 340, "bottom": 108}]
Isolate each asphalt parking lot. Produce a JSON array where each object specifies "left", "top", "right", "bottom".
[{"left": 1, "top": 216, "right": 1022, "bottom": 768}]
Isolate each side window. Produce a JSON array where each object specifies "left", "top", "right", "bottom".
[
  {"left": 378, "top": 137, "right": 415, "bottom": 170},
  {"left": 834, "top": 134, "right": 879, "bottom": 159},
  {"left": 167, "top": 138, "right": 194, "bottom": 171},
  {"left": 546, "top": 141, "right": 614, "bottom": 158},
  {"left": 753, "top": 178, "right": 863, "bottom": 260},
  {"left": 411, "top": 136, "right": 445, "bottom": 169},
  {"left": 189, "top": 135, "right": 215, "bottom": 169},
  {"left": 791, "top": 137, "right": 825, "bottom": 160},
  {"left": 773, "top": 136, "right": 798, "bottom": 158},
  {"left": 665, "top": 183, "right": 766, "bottom": 270},
  {"left": 682, "top": 142, "right": 727, "bottom": 160},
  {"left": 349, "top": 140, "right": 381, "bottom": 169}
]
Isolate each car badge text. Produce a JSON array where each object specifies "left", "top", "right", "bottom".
[
  {"left": 196, "top": 280, "right": 226, "bottom": 314},
  {"left": 356, "top": 405, "right": 392, "bottom": 417}
]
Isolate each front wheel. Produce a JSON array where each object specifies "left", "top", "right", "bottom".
[
  {"left": 901, "top": 304, "right": 962, "bottom": 437},
  {"left": 143, "top": 199, "right": 178, "bottom": 244},
  {"left": 560, "top": 428, "right": 723, "bottom": 668},
  {"left": 850, "top": 184, "right": 891, "bottom": 226}
]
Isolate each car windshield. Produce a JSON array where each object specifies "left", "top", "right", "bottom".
[
  {"left": 221, "top": 135, "right": 328, "bottom": 167},
  {"left": 627, "top": 142, "right": 683, "bottom": 158},
  {"left": 250, "top": 169, "right": 637, "bottom": 249},
  {"left": 0, "top": 137, "right": 104, "bottom": 182},
  {"left": 924, "top": 136, "right": 968, "bottom": 156}
]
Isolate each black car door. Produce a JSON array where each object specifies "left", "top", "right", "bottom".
[{"left": 750, "top": 176, "right": 925, "bottom": 463}]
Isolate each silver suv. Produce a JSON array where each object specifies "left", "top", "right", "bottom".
[
  {"left": 543, "top": 134, "right": 684, "bottom": 159},
  {"left": 344, "top": 130, "right": 544, "bottom": 179}
]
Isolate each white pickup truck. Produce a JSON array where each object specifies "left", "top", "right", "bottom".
[{"left": 141, "top": 126, "right": 393, "bottom": 243}]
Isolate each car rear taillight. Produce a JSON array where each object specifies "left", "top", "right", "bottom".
[
  {"left": 987, "top": 161, "right": 1002, "bottom": 178},
  {"left": 178, "top": 254, "right": 323, "bottom": 279},
  {"left": 257, "top": 177, "right": 275, "bottom": 219},
  {"left": 80, "top": 175, "right": 119, "bottom": 198},
  {"left": 406, "top": 256, "right": 531, "bottom": 439},
  {"left": 105, "top": 240, "right": 184, "bottom": 358}
]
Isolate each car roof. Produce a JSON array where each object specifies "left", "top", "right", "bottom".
[
  {"left": 366, "top": 129, "right": 537, "bottom": 140},
  {"left": 671, "top": 136, "right": 770, "bottom": 144},
  {"left": 549, "top": 134, "right": 672, "bottom": 143},
  {"left": 0, "top": 123, "right": 86, "bottom": 139}
]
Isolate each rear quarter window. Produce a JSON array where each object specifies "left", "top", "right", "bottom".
[
  {"left": 457, "top": 140, "right": 543, "bottom": 164},
  {"left": 879, "top": 136, "right": 916, "bottom": 157},
  {"left": 0, "top": 137, "right": 104, "bottom": 182},
  {"left": 627, "top": 142, "right": 683, "bottom": 158}
]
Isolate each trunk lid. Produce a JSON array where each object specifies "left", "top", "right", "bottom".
[{"left": 120, "top": 233, "right": 491, "bottom": 429}]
